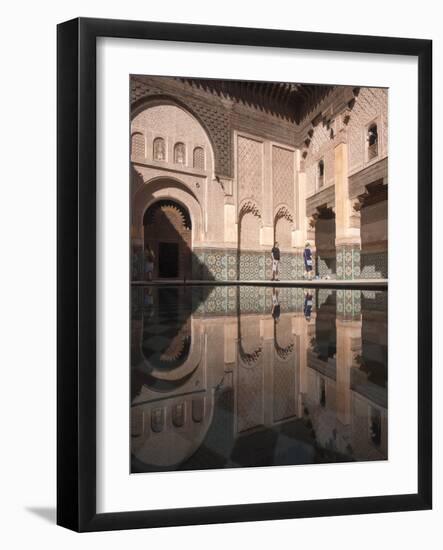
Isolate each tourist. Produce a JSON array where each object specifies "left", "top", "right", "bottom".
[
  {"left": 303, "top": 242, "right": 313, "bottom": 280},
  {"left": 271, "top": 241, "right": 280, "bottom": 281},
  {"left": 271, "top": 288, "right": 280, "bottom": 323},
  {"left": 145, "top": 245, "right": 155, "bottom": 281},
  {"left": 304, "top": 290, "right": 313, "bottom": 321}
]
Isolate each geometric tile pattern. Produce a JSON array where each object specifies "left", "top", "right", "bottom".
[
  {"left": 361, "top": 289, "right": 388, "bottom": 312},
  {"left": 131, "top": 245, "right": 383, "bottom": 282},
  {"left": 317, "top": 254, "right": 336, "bottom": 278},
  {"left": 360, "top": 251, "right": 388, "bottom": 279},
  {"left": 131, "top": 132, "right": 145, "bottom": 158},
  {"left": 336, "top": 244, "right": 361, "bottom": 280},
  {"left": 192, "top": 286, "right": 308, "bottom": 317},
  {"left": 317, "top": 289, "right": 334, "bottom": 309},
  {"left": 336, "top": 289, "right": 362, "bottom": 320},
  {"left": 239, "top": 251, "right": 266, "bottom": 280},
  {"left": 192, "top": 248, "right": 304, "bottom": 281}
]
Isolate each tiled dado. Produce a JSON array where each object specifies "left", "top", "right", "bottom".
[
  {"left": 317, "top": 254, "right": 336, "bottom": 278},
  {"left": 336, "top": 247, "right": 388, "bottom": 280},
  {"left": 336, "top": 289, "right": 362, "bottom": 320},
  {"left": 192, "top": 248, "right": 304, "bottom": 281},
  {"left": 131, "top": 245, "right": 386, "bottom": 281},
  {"left": 336, "top": 244, "right": 361, "bottom": 280},
  {"left": 360, "top": 251, "right": 388, "bottom": 279},
  {"left": 192, "top": 285, "right": 310, "bottom": 316}
]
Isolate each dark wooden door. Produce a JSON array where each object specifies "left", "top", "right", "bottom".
[{"left": 158, "top": 242, "right": 179, "bottom": 278}]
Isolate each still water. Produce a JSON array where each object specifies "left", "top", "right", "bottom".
[{"left": 131, "top": 285, "right": 387, "bottom": 473}]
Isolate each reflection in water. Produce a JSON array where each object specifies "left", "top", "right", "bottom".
[{"left": 131, "top": 286, "right": 387, "bottom": 473}]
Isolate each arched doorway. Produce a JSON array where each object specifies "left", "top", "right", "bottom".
[{"left": 143, "top": 200, "right": 192, "bottom": 280}]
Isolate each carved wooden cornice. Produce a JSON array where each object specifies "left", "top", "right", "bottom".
[
  {"left": 349, "top": 157, "right": 388, "bottom": 200},
  {"left": 356, "top": 180, "right": 388, "bottom": 207},
  {"left": 306, "top": 186, "right": 336, "bottom": 217},
  {"left": 308, "top": 204, "right": 335, "bottom": 228}
]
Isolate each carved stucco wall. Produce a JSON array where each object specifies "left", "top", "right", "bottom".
[
  {"left": 131, "top": 77, "right": 301, "bottom": 179},
  {"left": 347, "top": 88, "right": 388, "bottom": 176},
  {"left": 237, "top": 136, "right": 263, "bottom": 211},
  {"left": 131, "top": 82, "right": 388, "bottom": 281},
  {"left": 132, "top": 104, "right": 213, "bottom": 172},
  {"left": 131, "top": 103, "right": 231, "bottom": 248},
  {"left": 304, "top": 87, "right": 388, "bottom": 199},
  {"left": 272, "top": 145, "right": 295, "bottom": 215},
  {"left": 131, "top": 132, "right": 145, "bottom": 158},
  {"left": 305, "top": 122, "right": 335, "bottom": 198},
  {"left": 131, "top": 78, "right": 231, "bottom": 177}
]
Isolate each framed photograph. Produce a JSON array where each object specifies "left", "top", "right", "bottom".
[{"left": 57, "top": 17, "right": 432, "bottom": 532}]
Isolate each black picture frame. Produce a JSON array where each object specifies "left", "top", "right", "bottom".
[{"left": 57, "top": 17, "right": 432, "bottom": 532}]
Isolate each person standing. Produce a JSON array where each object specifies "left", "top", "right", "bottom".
[
  {"left": 304, "top": 290, "right": 313, "bottom": 321},
  {"left": 303, "top": 242, "right": 313, "bottom": 280},
  {"left": 145, "top": 244, "right": 155, "bottom": 281},
  {"left": 271, "top": 288, "right": 281, "bottom": 323},
  {"left": 271, "top": 241, "right": 280, "bottom": 281}
]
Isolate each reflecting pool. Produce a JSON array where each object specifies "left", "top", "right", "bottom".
[{"left": 131, "top": 285, "right": 387, "bottom": 473}]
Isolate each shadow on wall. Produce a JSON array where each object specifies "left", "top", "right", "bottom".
[
  {"left": 314, "top": 290, "right": 337, "bottom": 361},
  {"left": 360, "top": 183, "right": 388, "bottom": 279},
  {"left": 360, "top": 291, "right": 387, "bottom": 388},
  {"left": 315, "top": 209, "right": 336, "bottom": 278},
  {"left": 132, "top": 199, "right": 215, "bottom": 283}
]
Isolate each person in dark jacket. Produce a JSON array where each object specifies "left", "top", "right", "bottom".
[
  {"left": 304, "top": 290, "right": 313, "bottom": 321},
  {"left": 271, "top": 242, "right": 280, "bottom": 281},
  {"left": 271, "top": 288, "right": 280, "bottom": 322},
  {"left": 145, "top": 245, "right": 155, "bottom": 281},
  {"left": 303, "top": 242, "right": 313, "bottom": 280}
]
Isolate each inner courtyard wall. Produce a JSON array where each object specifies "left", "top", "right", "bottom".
[{"left": 131, "top": 77, "right": 388, "bottom": 281}]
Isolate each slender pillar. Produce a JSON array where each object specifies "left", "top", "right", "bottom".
[
  {"left": 261, "top": 141, "right": 274, "bottom": 247},
  {"left": 261, "top": 317, "right": 275, "bottom": 427},
  {"left": 292, "top": 314, "right": 309, "bottom": 400},
  {"left": 224, "top": 318, "right": 238, "bottom": 365},
  {"left": 224, "top": 200, "right": 238, "bottom": 244},
  {"left": 334, "top": 139, "right": 361, "bottom": 279},
  {"left": 335, "top": 317, "right": 362, "bottom": 425},
  {"left": 293, "top": 160, "right": 308, "bottom": 278}
]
